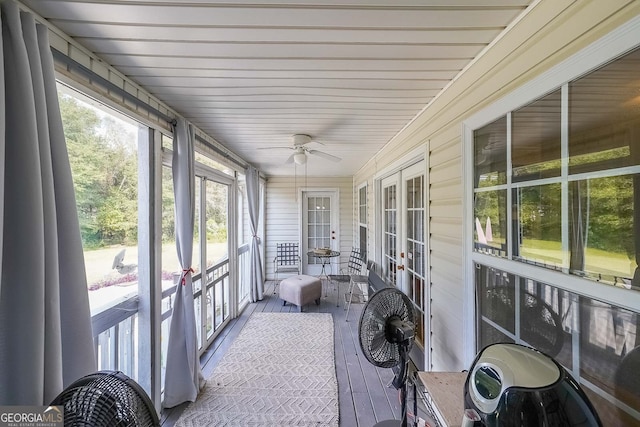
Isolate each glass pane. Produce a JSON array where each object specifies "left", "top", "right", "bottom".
[
  {"left": 384, "top": 184, "right": 398, "bottom": 284},
  {"left": 194, "top": 294, "right": 202, "bottom": 348},
  {"left": 579, "top": 298, "right": 639, "bottom": 426},
  {"left": 206, "top": 284, "right": 214, "bottom": 339},
  {"left": 569, "top": 176, "right": 638, "bottom": 289},
  {"left": 360, "top": 226, "right": 367, "bottom": 260},
  {"left": 415, "top": 210, "right": 424, "bottom": 242},
  {"left": 513, "top": 184, "right": 563, "bottom": 269},
  {"left": 512, "top": 89, "right": 562, "bottom": 181},
  {"left": 236, "top": 173, "right": 249, "bottom": 247},
  {"left": 476, "top": 264, "right": 516, "bottom": 335},
  {"left": 193, "top": 181, "right": 201, "bottom": 275},
  {"left": 194, "top": 150, "right": 233, "bottom": 175},
  {"left": 160, "top": 164, "right": 177, "bottom": 390},
  {"left": 215, "top": 282, "right": 223, "bottom": 330},
  {"left": 569, "top": 47, "right": 640, "bottom": 175},
  {"left": 60, "top": 85, "right": 140, "bottom": 315},
  {"left": 205, "top": 181, "right": 229, "bottom": 269},
  {"left": 407, "top": 210, "right": 414, "bottom": 240},
  {"left": 161, "top": 165, "right": 180, "bottom": 286},
  {"left": 521, "top": 279, "right": 573, "bottom": 370},
  {"left": 518, "top": 278, "right": 570, "bottom": 362},
  {"left": 359, "top": 185, "right": 367, "bottom": 222},
  {"left": 161, "top": 133, "right": 172, "bottom": 151},
  {"left": 407, "top": 178, "right": 415, "bottom": 209},
  {"left": 474, "top": 116, "right": 507, "bottom": 186},
  {"left": 473, "top": 190, "right": 507, "bottom": 255}
]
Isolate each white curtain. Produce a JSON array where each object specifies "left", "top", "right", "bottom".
[
  {"left": 246, "top": 166, "right": 264, "bottom": 302},
  {"left": 0, "top": 0, "right": 95, "bottom": 404},
  {"left": 163, "top": 118, "right": 203, "bottom": 408}
]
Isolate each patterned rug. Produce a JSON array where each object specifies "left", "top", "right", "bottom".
[{"left": 175, "top": 312, "right": 339, "bottom": 426}]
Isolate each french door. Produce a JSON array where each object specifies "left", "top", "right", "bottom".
[
  {"left": 380, "top": 161, "right": 428, "bottom": 369},
  {"left": 302, "top": 190, "right": 339, "bottom": 275}
]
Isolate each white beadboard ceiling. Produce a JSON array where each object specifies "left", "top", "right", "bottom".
[{"left": 23, "top": 0, "right": 533, "bottom": 177}]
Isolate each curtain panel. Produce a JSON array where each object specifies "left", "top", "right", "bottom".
[
  {"left": 163, "top": 118, "right": 203, "bottom": 408},
  {"left": 0, "top": 0, "right": 95, "bottom": 404},
  {"left": 246, "top": 166, "right": 264, "bottom": 302}
]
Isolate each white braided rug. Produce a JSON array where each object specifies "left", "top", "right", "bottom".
[{"left": 175, "top": 312, "right": 339, "bottom": 426}]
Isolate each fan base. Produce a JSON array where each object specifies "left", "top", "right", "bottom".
[{"left": 374, "top": 420, "right": 403, "bottom": 427}]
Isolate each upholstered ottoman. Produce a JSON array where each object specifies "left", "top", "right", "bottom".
[{"left": 279, "top": 274, "right": 322, "bottom": 312}]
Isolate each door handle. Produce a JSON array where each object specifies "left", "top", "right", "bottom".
[{"left": 397, "top": 265, "right": 405, "bottom": 271}]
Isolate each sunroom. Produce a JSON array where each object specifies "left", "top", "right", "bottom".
[{"left": 1, "top": 1, "right": 639, "bottom": 426}]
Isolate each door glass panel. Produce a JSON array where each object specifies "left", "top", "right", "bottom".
[
  {"left": 307, "top": 196, "right": 331, "bottom": 263},
  {"left": 383, "top": 184, "right": 397, "bottom": 285},
  {"left": 406, "top": 175, "right": 425, "bottom": 349}
]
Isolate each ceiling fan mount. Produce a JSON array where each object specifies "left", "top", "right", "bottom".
[{"left": 292, "top": 133, "right": 313, "bottom": 147}]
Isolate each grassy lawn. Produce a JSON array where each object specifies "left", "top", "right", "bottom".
[
  {"left": 83, "top": 242, "right": 228, "bottom": 287},
  {"left": 520, "top": 239, "right": 634, "bottom": 278}
]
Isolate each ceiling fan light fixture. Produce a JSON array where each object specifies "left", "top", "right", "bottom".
[{"left": 294, "top": 152, "right": 307, "bottom": 165}]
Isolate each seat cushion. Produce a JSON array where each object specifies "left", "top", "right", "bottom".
[{"left": 279, "top": 275, "right": 322, "bottom": 309}]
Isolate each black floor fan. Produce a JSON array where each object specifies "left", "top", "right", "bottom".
[
  {"left": 359, "top": 287, "right": 416, "bottom": 427},
  {"left": 50, "top": 370, "right": 159, "bottom": 426}
]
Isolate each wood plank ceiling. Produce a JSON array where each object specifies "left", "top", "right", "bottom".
[{"left": 23, "top": 0, "right": 533, "bottom": 177}]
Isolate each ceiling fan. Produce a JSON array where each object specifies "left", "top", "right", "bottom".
[{"left": 259, "top": 134, "right": 341, "bottom": 165}]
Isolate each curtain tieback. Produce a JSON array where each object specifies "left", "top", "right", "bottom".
[{"left": 181, "top": 267, "right": 195, "bottom": 285}]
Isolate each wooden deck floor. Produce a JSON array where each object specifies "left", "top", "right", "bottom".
[{"left": 160, "top": 280, "right": 420, "bottom": 427}]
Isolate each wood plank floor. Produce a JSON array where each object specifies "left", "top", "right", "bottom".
[{"left": 160, "top": 280, "right": 418, "bottom": 427}]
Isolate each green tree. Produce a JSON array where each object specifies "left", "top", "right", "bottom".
[{"left": 60, "top": 91, "right": 138, "bottom": 248}]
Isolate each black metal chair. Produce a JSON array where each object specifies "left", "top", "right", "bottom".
[
  {"left": 273, "top": 242, "right": 301, "bottom": 294},
  {"left": 345, "top": 259, "right": 373, "bottom": 321},
  {"left": 328, "top": 248, "right": 364, "bottom": 307}
]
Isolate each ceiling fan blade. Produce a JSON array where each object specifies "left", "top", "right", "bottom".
[
  {"left": 308, "top": 149, "right": 341, "bottom": 162},
  {"left": 257, "top": 146, "right": 293, "bottom": 150}
]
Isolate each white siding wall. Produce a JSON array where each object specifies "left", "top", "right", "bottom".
[
  {"left": 265, "top": 176, "right": 354, "bottom": 279},
  {"left": 354, "top": 0, "right": 640, "bottom": 371}
]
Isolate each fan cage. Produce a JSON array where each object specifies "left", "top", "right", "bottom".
[
  {"left": 51, "top": 370, "right": 159, "bottom": 427},
  {"left": 359, "top": 287, "right": 415, "bottom": 368}
]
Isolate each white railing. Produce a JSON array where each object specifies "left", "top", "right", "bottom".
[
  {"left": 92, "top": 296, "right": 139, "bottom": 380},
  {"left": 93, "top": 243, "right": 255, "bottom": 391}
]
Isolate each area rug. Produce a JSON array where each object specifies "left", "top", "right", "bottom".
[{"left": 175, "top": 312, "right": 339, "bottom": 426}]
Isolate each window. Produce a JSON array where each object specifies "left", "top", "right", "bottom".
[
  {"left": 473, "top": 48, "right": 640, "bottom": 289},
  {"left": 358, "top": 184, "right": 368, "bottom": 260},
  {"left": 470, "top": 46, "right": 640, "bottom": 426}
]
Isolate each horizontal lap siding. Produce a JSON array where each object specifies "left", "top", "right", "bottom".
[
  {"left": 429, "top": 134, "right": 464, "bottom": 370},
  {"left": 265, "top": 176, "right": 353, "bottom": 279},
  {"left": 354, "top": 0, "right": 640, "bottom": 371}
]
